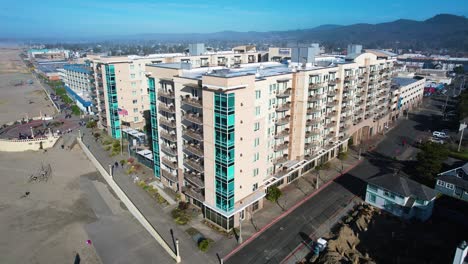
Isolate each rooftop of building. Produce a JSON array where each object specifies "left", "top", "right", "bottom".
[
  {"left": 36, "top": 61, "right": 69, "bottom": 73},
  {"left": 365, "top": 49, "right": 397, "bottom": 58},
  {"left": 438, "top": 163, "right": 468, "bottom": 189},
  {"left": 172, "top": 61, "right": 334, "bottom": 80},
  {"left": 392, "top": 77, "right": 422, "bottom": 87},
  {"left": 63, "top": 64, "right": 91, "bottom": 74},
  {"left": 368, "top": 173, "right": 438, "bottom": 201}
]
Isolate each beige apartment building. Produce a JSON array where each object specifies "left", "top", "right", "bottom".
[
  {"left": 88, "top": 47, "right": 265, "bottom": 138},
  {"left": 145, "top": 52, "right": 397, "bottom": 230},
  {"left": 389, "top": 77, "right": 425, "bottom": 120}
]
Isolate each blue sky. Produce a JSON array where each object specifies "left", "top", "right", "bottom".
[{"left": 2, "top": 0, "right": 467, "bottom": 38}]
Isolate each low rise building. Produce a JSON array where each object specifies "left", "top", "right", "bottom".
[
  {"left": 28, "top": 48, "right": 70, "bottom": 61},
  {"left": 389, "top": 77, "right": 425, "bottom": 121},
  {"left": 365, "top": 173, "right": 437, "bottom": 221},
  {"left": 436, "top": 163, "right": 468, "bottom": 202},
  {"left": 58, "top": 64, "right": 95, "bottom": 114}
]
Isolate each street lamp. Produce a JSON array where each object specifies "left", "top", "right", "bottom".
[{"left": 238, "top": 213, "right": 243, "bottom": 244}]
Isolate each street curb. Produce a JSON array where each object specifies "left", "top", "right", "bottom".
[{"left": 223, "top": 158, "right": 365, "bottom": 261}]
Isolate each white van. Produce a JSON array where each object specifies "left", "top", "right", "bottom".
[{"left": 432, "top": 131, "right": 449, "bottom": 139}]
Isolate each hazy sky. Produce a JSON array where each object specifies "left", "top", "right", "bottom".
[{"left": 2, "top": 0, "right": 467, "bottom": 38}]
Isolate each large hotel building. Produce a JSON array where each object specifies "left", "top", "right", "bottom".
[{"left": 143, "top": 51, "right": 398, "bottom": 230}]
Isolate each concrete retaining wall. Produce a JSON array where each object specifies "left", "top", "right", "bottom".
[
  {"left": 0, "top": 136, "right": 60, "bottom": 152},
  {"left": 77, "top": 138, "right": 179, "bottom": 262}
]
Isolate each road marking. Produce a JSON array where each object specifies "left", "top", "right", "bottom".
[{"left": 223, "top": 159, "right": 364, "bottom": 261}]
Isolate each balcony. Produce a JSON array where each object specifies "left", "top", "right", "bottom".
[
  {"left": 158, "top": 103, "right": 175, "bottom": 113},
  {"left": 159, "top": 89, "right": 175, "bottom": 99},
  {"left": 305, "top": 141, "right": 320, "bottom": 150},
  {"left": 306, "top": 129, "right": 321, "bottom": 137},
  {"left": 182, "top": 186, "right": 205, "bottom": 202},
  {"left": 275, "top": 129, "right": 290, "bottom": 139},
  {"left": 184, "top": 128, "right": 203, "bottom": 141},
  {"left": 308, "top": 83, "right": 323, "bottom": 90},
  {"left": 328, "top": 79, "right": 338, "bottom": 85},
  {"left": 161, "top": 168, "right": 178, "bottom": 183},
  {"left": 185, "top": 158, "right": 204, "bottom": 173},
  {"left": 340, "top": 115, "right": 352, "bottom": 122},
  {"left": 276, "top": 89, "right": 291, "bottom": 98},
  {"left": 274, "top": 141, "right": 289, "bottom": 152},
  {"left": 326, "top": 110, "right": 337, "bottom": 118},
  {"left": 161, "top": 157, "right": 178, "bottom": 170},
  {"left": 325, "top": 122, "right": 336, "bottom": 129},
  {"left": 275, "top": 116, "right": 290, "bottom": 126},
  {"left": 276, "top": 102, "right": 291, "bottom": 112},
  {"left": 273, "top": 155, "right": 288, "bottom": 165},
  {"left": 183, "top": 112, "right": 203, "bottom": 125},
  {"left": 308, "top": 94, "right": 323, "bottom": 102},
  {"left": 307, "top": 106, "right": 322, "bottom": 115},
  {"left": 159, "top": 117, "right": 177, "bottom": 128},
  {"left": 160, "top": 145, "right": 177, "bottom": 156},
  {"left": 184, "top": 144, "right": 204, "bottom": 158},
  {"left": 184, "top": 172, "right": 204, "bottom": 188},
  {"left": 327, "top": 89, "right": 338, "bottom": 96},
  {"left": 306, "top": 118, "right": 321, "bottom": 126},
  {"left": 160, "top": 131, "right": 177, "bottom": 142},
  {"left": 182, "top": 96, "right": 203, "bottom": 108}
]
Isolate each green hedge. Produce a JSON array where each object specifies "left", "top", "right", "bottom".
[{"left": 449, "top": 151, "right": 468, "bottom": 161}]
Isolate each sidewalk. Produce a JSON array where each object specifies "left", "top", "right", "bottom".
[{"left": 79, "top": 129, "right": 217, "bottom": 264}]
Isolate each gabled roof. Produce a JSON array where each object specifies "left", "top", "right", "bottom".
[
  {"left": 437, "top": 162, "right": 468, "bottom": 190},
  {"left": 368, "top": 173, "right": 438, "bottom": 201}
]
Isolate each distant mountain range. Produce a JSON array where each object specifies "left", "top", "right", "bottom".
[{"left": 123, "top": 14, "right": 468, "bottom": 51}]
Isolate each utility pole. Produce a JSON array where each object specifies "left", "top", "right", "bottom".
[
  {"left": 458, "top": 122, "right": 467, "bottom": 152},
  {"left": 30, "top": 127, "right": 34, "bottom": 138},
  {"left": 238, "top": 215, "right": 243, "bottom": 244},
  {"left": 358, "top": 148, "right": 362, "bottom": 160},
  {"left": 175, "top": 239, "right": 181, "bottom": 263}
]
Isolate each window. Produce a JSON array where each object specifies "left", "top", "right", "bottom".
[
  {"left": 130, "top": 74, "right": 136, "bottom": 79},
  {"left": 253, "top": 168, "right": 259, "bottom": 177},
  {"left": 368, "top": 184, "right": 378, "bottom": 192},
  {"left": 131, "top": 82, "right": 136, "bottom": 88},
  {"left": 132, "top": 99, "right": 138, "bottom": 104},
  {"left": 436, "top": 180, "right": 445, "bottom": 187},
  {"left": 383, "top": 190, "right": 395, "bottom": 199},
  {"left": 132, "top": 91, "right": 137, "bottom": 96},
  {"left": 239, "top": 210, "right": 245, "bottom": 220},
  {"left": 134, "top": 117, "right": 139, "bottom": 122},
  {"left": 252, "top": 183, "right": 258, "bottom": 191},
  {"left": 253, "top": 152, "right": 259, "bottom": 162},
  {"left": 130, "top": 64, "right": 134, "bottom": 70},
  {"left": 255, "top": 90, "right": 261, "bottom": 99},
  {"left": 255, "top": 106, "right": 261, "bottom": 116},
  {"left": 252, "top": 201, "right": 259, "bottom": 212},
  {"left": 254, "top": 122, "right": 260, "bottom": 131},
  {"left": 368, "top": 193, "right": 376, "bottom": 203},
  {"left": 446, "top": 183, "right": 455, "bottom": 190},
  {"left": 133, "top": 108, "right": 138, "bottom": 113},
  {"left": 254, "top": 138, "right": 260, "bottom": 147}
]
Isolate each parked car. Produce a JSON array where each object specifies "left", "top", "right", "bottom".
[
  {"left": 429, "top": 137, "right": 445, "bottom": 144},
  {"left": 433, "top": 131, "right": 449, "bottom": 139}
]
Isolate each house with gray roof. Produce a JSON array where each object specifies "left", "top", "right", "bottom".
[
  {"left": 436, "top": 163, "right": 468, "bottom": 202},
  {"left": 365, "top": 173, "right": 438, "bottom": 221}
]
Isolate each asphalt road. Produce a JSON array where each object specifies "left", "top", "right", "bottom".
[{"left": 227, "top": 96, "right": 445, "bottom": 264}]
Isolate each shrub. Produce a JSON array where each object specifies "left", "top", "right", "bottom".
[
  {"left": 120, "top": 159, "right": 126, "bottom": 166},
  {"left": 338, "top": 151, "right": 348, "bottom": 160},
  {"left": 172, "top": 208, "right": 191, "bottom": 225},
  {"left": 178, "top": 201, "right": 190, "bottom": 210},
  {"left": 86, "top": 120, "right": 97, "bottom": 129},
  {"left": 127, "top": 157, "right": 135, "bottom": 164},
  {"left": 198, "top": 239, "right": 211, "bottom": 252},
  {"left": 266, "top": 186, "right": 282, "bottom": 202}
]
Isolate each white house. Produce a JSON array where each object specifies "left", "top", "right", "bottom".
[{"left": 365, "top": 173, "right": 438, "bottom": 221}]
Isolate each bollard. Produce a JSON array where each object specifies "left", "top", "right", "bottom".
[{"left": 175, "top": 239, "right": 181, "bottom": 263}]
